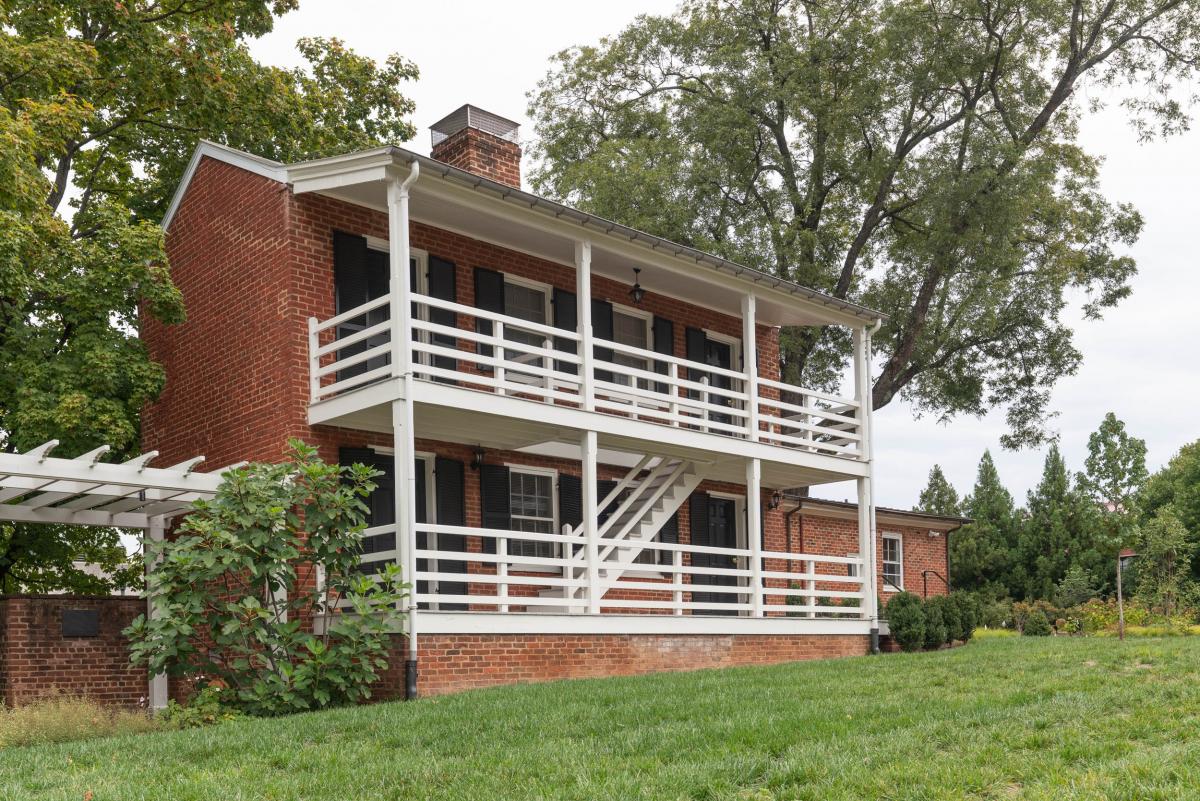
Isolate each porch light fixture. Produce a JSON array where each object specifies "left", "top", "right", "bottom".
[
  {"left": 768, "top": 490, "right": 783, "bottom": 510},
  {"left": 629, "top": 267, "right": 645, "bottom": 304},
  {"left": 471, "top": 446, "right": 485, "bottom": 471}
]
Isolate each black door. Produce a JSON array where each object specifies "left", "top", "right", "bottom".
[
  {"left": 705, "top": 338, "right": 734, "bottom": 427},
  {"left": 691, "top": 494, "right": 740, "bottom": 615}
]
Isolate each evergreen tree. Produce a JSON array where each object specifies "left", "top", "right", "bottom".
[
  {"left": 916, "top": 465, "right": 960, "bottom": 516},
  {"left": 1019, "top": 444, "right": 1102, "bottom": 600},
  {"left": 950, "top": 451, "right": 1018, "bottom": 596}
]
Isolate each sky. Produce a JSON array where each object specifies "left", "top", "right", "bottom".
[{"left": 250, "top": 1, "right": 1200, "bottom": 509}]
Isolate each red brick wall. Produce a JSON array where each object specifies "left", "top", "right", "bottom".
[
  {"left": 378, "top": 632, "right": 868, "bottom": 697},
  {"left": 430, "top": 127, "right": 522, "bottom": 189},
  {"left": 0, "top": 596, "right": 146, "bottom": 708},
  {"left": 798, "top": 513, "right": 950, "bottom": 600}
]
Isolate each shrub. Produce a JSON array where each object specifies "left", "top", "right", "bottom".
[
  {"left": 126, "top": 441, "right": 409, "bottom": 717},
  {"left": 1012, "top": 600, "right": 1060, "bottom": 633},
  {"left": 950, "top": 592, "right": 979, "bottom": 641},
  {"left": 0, "top": 696, "right": 160, "bottom": 748},
  {"left": 1022, "top": 608, "right": 1053, "bottom": 636},
  {"left": 158, "top": 685, "right": 245, "bottom": 730},
  {"left": 923, "top": 595, "right": 949, "bottom": 648},
  {"left": 937, "top": 595, "right": 962, "bottom": 643},
  {"left": 885, "top": 592, "right": 926, "bottom": 652}
]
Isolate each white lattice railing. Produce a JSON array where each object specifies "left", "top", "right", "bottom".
[
  {"left": 353, "top": 522, "right": 867, "bottom": 618},
  {"left": 309, "top": 293, "right": 864, "bottom": 459}
]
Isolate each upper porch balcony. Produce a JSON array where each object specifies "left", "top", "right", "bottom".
[{"left": 291, "top": 145, "right": 882, "bottom": 485}]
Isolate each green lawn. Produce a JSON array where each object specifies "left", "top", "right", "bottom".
[{"left": 4, "top": 636, "right": 1200, "bottom": 800}]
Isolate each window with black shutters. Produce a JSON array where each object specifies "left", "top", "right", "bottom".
[{"left": 508, "top": 468, "right": 558, "bottom": 559}]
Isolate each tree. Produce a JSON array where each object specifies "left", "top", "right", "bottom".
[
  {"left": 1140, "top": 440, "right": 1200, "bottom": 579},
  {"left": 1077, "top": 412, "right": 1148, "bottom": 550},
  {"left": 1019, "top": 444, "right": 1102, "bottom": 600},
  {"left": 0, "top": 1, "right": 417, "bottom": 591},
  {"left": 529, "top": 0, "right": 1200, "bottom": 446},
  {"left": 1133, "top": 506, "right": 1196, "bottom": 618},
  {"left": 916, "top": 465, "right": 960, "bottom": 517},
  {"left": 1055, "top": 564, "right": 1099, "bottom": 608},
  {"left": 126, "top": 442, "right": 408, "bottom": 716},
  {"left": 950, "top": 451, "right": 1017, "bottom": 596}
]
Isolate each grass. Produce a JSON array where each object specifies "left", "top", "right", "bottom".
[
  {"left": 0, "top": 697, "right": 160, "bottom": 749},
  {"left": 4, "top": 636, "right": 1200, "bottom": 800}
]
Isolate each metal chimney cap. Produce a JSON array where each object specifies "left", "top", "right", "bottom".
[{"left": 431, "top": 104, "right": 521, "bottom": 147}]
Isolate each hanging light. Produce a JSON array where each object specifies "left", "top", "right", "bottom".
[
  {"left": 471, "top": 446, "right": 486, "bottom": 471},
  {"left": 629, "top": 267, "right": 645, "bottom": 304},
  {"left": 768, "top": 490, "right": 783, "bottom": 510}
]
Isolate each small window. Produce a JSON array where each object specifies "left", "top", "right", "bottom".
[
  {"left": 611, "top": 308, "right": 653, "bottom": 389},
  {"left": 509, "top": 469, "right": 557, "bottom": 559},
  {"left": 846, "top": 554, "right": 859, "bottom": 579},
  {"left": 501, "top": 279, "right": 550, "bottom": 380},
  {"left": 882, "top": 533, "right": 903, "bottom": 590}
]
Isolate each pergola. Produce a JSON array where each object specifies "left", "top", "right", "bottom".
[{"left": 0, "top": 440, "right": 236, "bottom": 707}]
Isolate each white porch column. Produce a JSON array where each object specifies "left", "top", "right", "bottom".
[
  {"left": 741, "top": 294, "right": 759, "bottom": 440},
  {"left": 575, "top": 241, "right": 595, "bottom": 411},
  {"left": 146, "top": 518, "right": 168, "bottom": 710},
  {"left": 745, "top": 458, "right": 764, "bottom": 617},
  {"left": 852, "top": 325, "right": 878, "bottom": 625},
  {"left": 388, "top": 165, "right": 418, "bottom": 378},
  {"left": 581, "top": 430, "right": 600, "bottom": 614},
  {"left": 387, "top": 166, "right": 421, "bottom": 694}
]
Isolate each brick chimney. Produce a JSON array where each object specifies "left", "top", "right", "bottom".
[{"left": 430, "top": 105, "right": 522, "bottom": 189}]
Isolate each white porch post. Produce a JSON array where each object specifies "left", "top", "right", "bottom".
[
  {"left": 581, "top": 430, "right": 600, "bottom": 614},
  {"left": 741, "top": 294, "right": 759, "bottom": 441},
  {"left": 575, "top": 240, "right": 595, "bottom": 411},
  {"left": 388, "top": 166, "right": 420, "bottom": 695},
  {"left": 745, "top": 458, "right": 763, "bottom": 617},
  {"left": 852, "top": 325, "right": 878, "bottom": 627},
  {"left": 146, "top": 517, "right": 168, "bottom": 710}
]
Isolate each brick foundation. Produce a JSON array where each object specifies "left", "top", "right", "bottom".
[
  {"left": 376, "top": 632, "right": 869, "bottom": 697},
  {"left": 0, "top": 595, "right": 146, "bottom": 708}
]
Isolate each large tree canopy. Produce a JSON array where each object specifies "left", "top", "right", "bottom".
[
  {"left": 529, "top": 0, "right": 1199, "bottom": 446},
  {"left": 0, "top": 0, "right": 418, "bottom": 591}
]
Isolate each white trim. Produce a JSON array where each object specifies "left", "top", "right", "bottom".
[
  {"left": 882, "top": 531, "right": 903, "bottom": 592},
  {"left": 505, "top": 463, "right": 560, "bottom": 566},
  {"left": 703, "top": 329, "right": 742, "bottom": 372},
  {"left": 161, "top": 140, "right": 286, "bottom": 231},
  {"left": 415, "top": 611, "right": 872, "bottom": 636}
]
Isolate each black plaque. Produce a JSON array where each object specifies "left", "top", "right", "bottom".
[{"left": 61, "top": 609, "right": 100, "bottom": 637}]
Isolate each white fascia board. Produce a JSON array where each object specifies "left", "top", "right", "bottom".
[
  {"left": 162, "top": 140, "right": 287, "bottom": 231},
  {"left": 286, "top": 148, "right": 399, "bottom": 195},
  {"left": 415, "top": 611, "right": 872, "bottom": 636}
]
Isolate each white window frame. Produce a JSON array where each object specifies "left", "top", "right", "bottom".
[
  {"left": 846, "top": 553, "right": 860, "bottom": 579},
  {"left": 702, "top": 329, "right": 742, "bottom": 372},
  {"left": 499, "top": 274, "right": 554, "bottom": 383},
  {"left": 882, "top": 532, "right": 904, "bottom": 592},
  {"left": 505, "top": 463, "right": 560, "bottom": 568},
  {"left": 610, "top": 303, "right": 654, "bottom": 390}
]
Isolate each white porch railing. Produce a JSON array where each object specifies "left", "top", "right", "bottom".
[
  {"left": 309, "top": 293, "right": 864, "bottom": 459},
  {"left": 355, "top": 522, "right": 867, "bottom": 618}
]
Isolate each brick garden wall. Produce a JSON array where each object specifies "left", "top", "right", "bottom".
[{"left": 0, "top": 596, "right": 146, "bottom": 708}]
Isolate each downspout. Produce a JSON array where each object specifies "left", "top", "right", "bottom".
[
  {"left": 396, "top": 160, "right": 421, "bottom": 700},
  {"left": 866, "top": 317, "right": 882, "bottom": 655}
]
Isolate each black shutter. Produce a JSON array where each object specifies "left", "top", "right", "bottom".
[
  {"left": 686, "top": 326, "right": 708, "bottom": 382},
  {"left": 333, "top": 232, "right": 370, "bottom": 314},
  {"left": 427, "top": 257, "right": 458, "bottom": 374},
  {"left": 652, "top": 315, "right": 674, "bottom": 394},
  {"left": 479, "top": 463, "right": 510, "bottom": 554},
  {"left": 597, "top": 479, "right": 619, "bottom": 526},
  {"left": 434, "top": 457, "right": 467, "bottom": 609},
  {"left": 339, "top": 447, "right": 395, "bottom": 559},
  {"left": 552, "top": 288, "right": 578, "bottom": 375},
  {"left": 558, "top": 473, "right": 582, "bottom": 531},
  {"left": 592, "top": 299, "right": 614, "bottom": 383},
  {"left": 657, "top": 512, "right": 679, "bottom": 566},
  {"left": 474, "top": 267, "right": 505, "bottom": 359},
  {"left": 689, "top": 491, "right": 710, "bottom": 547}
]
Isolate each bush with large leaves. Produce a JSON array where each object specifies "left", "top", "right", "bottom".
[{"left": 126, "top": 441, "right": 408, "bottom": 716}]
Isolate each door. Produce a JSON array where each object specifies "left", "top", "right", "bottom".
[
  {"left": 690, "top": 494, "right": 740, "bottom": 615},
  {"left": 705, "top": 338, "right": 734, "bottom": 427}
]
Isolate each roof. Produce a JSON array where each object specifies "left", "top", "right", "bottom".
[
  {"left": 163, "top": 140, "right": 886, "bottom": 325},
  {"left": 784, "top": 494, "right": 972, "bottom": 531}
]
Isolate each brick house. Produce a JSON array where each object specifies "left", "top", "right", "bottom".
[{"left": 143, "top": 104, "right": 961, "bottom": 698}]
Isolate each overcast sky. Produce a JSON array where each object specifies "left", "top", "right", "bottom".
[{"left": 251, "top": 1, "right": 1199, "bottom": 509}]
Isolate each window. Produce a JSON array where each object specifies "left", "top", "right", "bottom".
[
  {"left": 611, "top": 307, "right": 651, "bottom": 388},
  {"left": 509, "top": 469, "right": 557, "bottom": 559},
  {"left": 882, "top": 533, "right": 903, "bottom": 590},
  {"left": 502, "top": 279, "right": 550, "bottom": 380},
  {"left": 846, "top": 554, "right": 860, "bottom": 579}
]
